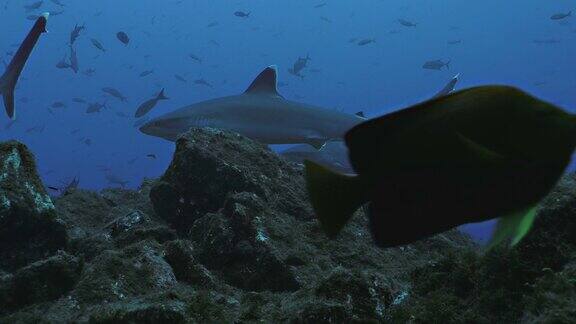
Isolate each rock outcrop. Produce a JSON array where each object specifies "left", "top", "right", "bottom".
[
  {"left": 2, "top": 129, "right": 573, "bottom": 322},
  {"left": 0, "top": 141, "right": 67, "bottom": 272}
]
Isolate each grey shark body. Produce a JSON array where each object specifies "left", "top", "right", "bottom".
[
  {"left": 140, "top": 66, "right": 364, "bottom": 148},
  {"left": 280, "top": 74, "right": 462, "bottom": 172}
]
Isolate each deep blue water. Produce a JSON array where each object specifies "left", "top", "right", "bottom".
[{"left": 1, "top": 0, "right": 574, "bottom": 242}]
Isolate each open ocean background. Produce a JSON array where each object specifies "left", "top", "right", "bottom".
[{"left": 1, "top": 0, "right": 574, "bottom": 242}]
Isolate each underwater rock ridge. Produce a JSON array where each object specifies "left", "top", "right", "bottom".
[
  {"left": 5, "top": 131, "right": 575, "bottom": 322},
  {"left": 150, "top": 128, "right": 311, "bottom": 292},
  {"left": 0, "top": 141, "right": 67, "bottom": 272}
]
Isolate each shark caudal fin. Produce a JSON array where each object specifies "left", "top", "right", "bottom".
[
  {"left": 0, "top": 79, "right": 16, "bottom": 119},
  {"left": 304, "top": 160, "right": 368, "bottom": 238},
  {"left": 486, "top": 206, "right": 538, "bottom": 250},
  {"left": 1, "top": 13, "right": 49, "bottom": 119},
  {"left": 157, "top": 88, "right": 168, "bottom": 100}
]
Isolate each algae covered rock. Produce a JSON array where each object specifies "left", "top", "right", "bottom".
[
  {"left": 0, "top": 133, "right": 481, "bottom": 323},
  {"left": 0, "top": 141, "right": 67, "bottom": 272},
  {"left": 88, "top": 299, "right": 187, "bottom": 324},
  {"left": 150, "top": 127, "right": 312, "bottom": 231},
  {"left": 74, "top": 240, "right": 177, "bottom": 304},
  {"left": 189, "top": 192, "right": 301, "bottom": 292},
  {"left": 315, "top": 267, "right": 393, "bottom": 321},
  {"left": 0, "top": 250, "right": 82, "bottom": 313},
  {"left": 163, "top": 239, "right": 216, "bottom": 287},
  {"left": 150, "top": 128, "right": 312, "bottom": 292}
]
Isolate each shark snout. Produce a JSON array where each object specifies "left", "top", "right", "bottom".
[
  {"left": 139, "top": 120, "right": 158, "bottom": 136},
  {"left": 138, "top": 122, "right": 151, "bottom": 135},
  {"left": 138, "top": 118, "right": 181, "bottom": 141}
]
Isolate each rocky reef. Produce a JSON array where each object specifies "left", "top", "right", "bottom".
[{"left": 0, "top": 128, "right": 575, "bottom": 323}]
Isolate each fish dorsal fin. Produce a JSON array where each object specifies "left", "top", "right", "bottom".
[{"left": 244, "top": 65, "right": 283, "bottom": 97}]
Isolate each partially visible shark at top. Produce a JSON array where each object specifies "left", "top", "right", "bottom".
[
  {"left": 0, "top": 13, "right": 49, "bottom": 119},
  {"left": 140, "top": 66, "right": 365, "bottom": 148}
]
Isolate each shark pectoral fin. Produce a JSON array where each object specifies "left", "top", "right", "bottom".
[
  {"left": 2, "top": 83, "right": 15, "bottom": 119},
  {"left": 487, "top": 206, "right": 538, "bottom": 250},
  {"left": 308, "top": 139, "right": 327, "bottom": 150}
]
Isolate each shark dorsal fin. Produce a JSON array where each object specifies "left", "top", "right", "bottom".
[{"left": 245, "top": 66, "right": 282, "bottom": 97}]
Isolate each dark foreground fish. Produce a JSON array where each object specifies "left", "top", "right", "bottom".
[
  {"left": 0, "top": 13, "right": 48, "bottom": 119},
  {"left": 305, "top": 86, "right": 576, "bottom": 248},
  {"left": 134, "top": 89, "right": 168, "bottom": 118}
]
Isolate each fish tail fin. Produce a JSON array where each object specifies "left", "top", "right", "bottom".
[
  {"left": 486, "top": 206, "right": 538, "bottom": 250},
  {"left": 445, "top": 60, "right": 451, "bottom": 69},
  {"left": 304, "top": 160, "right": 368, "bottom": 238},
  {"left": 157, "top": 88, "right": 168, "bottom": 100}
]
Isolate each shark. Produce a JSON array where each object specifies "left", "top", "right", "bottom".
[
  {"left": 140, "top": 66, "right": 365, "bottom": 148},
  {"left": 279, "top": 74, "right": 462, "bottom": 173},
  {"left": 0, "top": 13, "right": 49, "bottom": 119}
]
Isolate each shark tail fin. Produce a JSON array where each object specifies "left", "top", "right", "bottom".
[
  {"left": 157, "top": 88, "right": 168, "bottom": 100},
  {"left": 487, "top": 206, "right": 538, "bottom": 250},
  {"left": 304, "top": 160, "right": 368, "bottom": 238},
  {"left": 445, "top": 60, "right": 451, "bottom": 70},
  {"left": 0, "top": 77, "right": 16, "bottom": 119}
]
